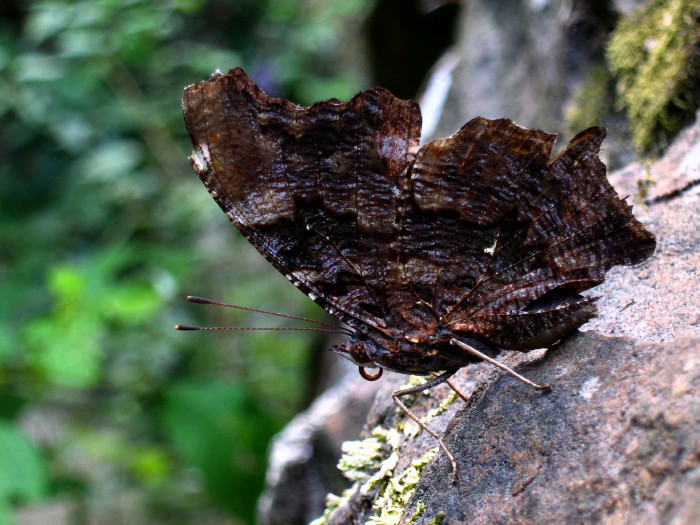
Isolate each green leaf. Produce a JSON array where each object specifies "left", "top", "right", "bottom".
[
  {"left": 24, "top": 314, "right": 102, "bottom": 388},
  {"left": 100, "top": 282, "right": 160, "bottom": 325},
  {"left": 47, "top": 263, "right": 86, "bottom": 307},
  {"left": 0, "top": 420, "right": 48, "bottom": 503},
  {"left": 161, "top": 380, "right": 279, "bottom": 521}
]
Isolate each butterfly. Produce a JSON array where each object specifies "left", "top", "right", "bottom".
[{"left": 179, "top": 67, "right": 655, "bottom": 481}]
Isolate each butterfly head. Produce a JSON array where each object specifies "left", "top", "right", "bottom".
[
  {"left": 329, "top": 339, "right": 387, "bottom": 381},
  {"left": 329, "top": 340, "right": 377, "bottom": 368}
]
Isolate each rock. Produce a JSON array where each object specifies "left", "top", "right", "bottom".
[
  {"left": 421, "top": 0, "right": 617, "bottom": 152},
  {"left": 256, "top": 374, "right": 379, "bottom": 525},
  {"left": 410, "top": 333, "right": 699, "bottom": 524},
  {"left": 317, "top": 333, "right": 699, "bottom": 525},
  {"left": 588, "top": 109, "right": 700, "bottom": 344}
]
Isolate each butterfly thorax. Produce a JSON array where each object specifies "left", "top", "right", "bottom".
[{"left": 330, "top": 328, "right": 488, "bottom": 375}]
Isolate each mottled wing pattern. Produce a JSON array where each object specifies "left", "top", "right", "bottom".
[
  {"left": 183, "top": 68, "right": 656, "bottom": 365},
  {"left": 397, "top": 118, "right": 656, "bottom": 351},
  {"left": 182, "top": 68, "right": 421, "bottom": 335}
]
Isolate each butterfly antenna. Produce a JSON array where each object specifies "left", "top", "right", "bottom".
[
  {"left": 174, "top": 295, "right": 353, "bottom": 336},
  {"left": 174, "top": 325, "right": 349, "bottom": 335}
]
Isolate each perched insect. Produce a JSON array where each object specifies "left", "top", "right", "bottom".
[{"left": 176, "top": 68, "right": 655, "bottom": 482}]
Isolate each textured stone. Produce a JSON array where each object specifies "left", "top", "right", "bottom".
[
  {"left": 422, "top": 1, "right": 616, "bottom": 144},
  {"left": 317, "top": 333, "right": 699, "bottom": 525},
  {"left": 405, "top": 332, "right": 700, "bottom": 524},
  {"left": 588, "top": 110, "right": 700, "bottom": 343},
  {"left": 257, "top": 375, "right": 378, "bottom": 525}
]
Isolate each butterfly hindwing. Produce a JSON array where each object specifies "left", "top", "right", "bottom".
[{"left": 397, "top": 120, "right": 655, "bottom": 350}]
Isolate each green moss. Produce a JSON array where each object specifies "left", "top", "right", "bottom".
[
  {"left": 607, "top": 0, "right": 700, "bottom": 152},
  {"left": 564, "top": 65, "right": 611, "bottom": 134}
]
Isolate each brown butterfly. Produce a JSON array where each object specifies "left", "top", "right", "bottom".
[{"left": 177, "top": 68, "right": 655, "bottom": 481}]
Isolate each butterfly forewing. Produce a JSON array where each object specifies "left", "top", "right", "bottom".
[{"left": 183, "top": 68, "right": 421, "bottom": 338}]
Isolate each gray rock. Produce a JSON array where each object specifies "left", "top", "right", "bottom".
[
  {"left": 588, "top": 109, "right": 700, "bottom": 344},
  {"left": 257, "top": 375, "right": 379, "bottom": 525},
  {"left": 422, "top": 0, "right": 613, "bottom": 134},
  {"left": 320, "top": 332, "right": 699, "bottom": 525},
  {"left": 419, "top": 0, "right": 636, "bottom": 167},
  {"left": 405, "top": 332, "right": 700, "bottom": 524}
]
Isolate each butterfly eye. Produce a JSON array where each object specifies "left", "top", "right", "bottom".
[{"left": 359, "top": 366, "right": 383, "bottom": 381}]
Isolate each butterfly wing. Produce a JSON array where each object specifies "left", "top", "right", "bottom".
[
  {"left": 392, "top": 118, "right": 656, "bottom": 351},
  {"left": 183, "top": 69, "right": 656, "bottom": 365},
  {"left": 182, "top": 68, "right": 421, "bottom": 337}
]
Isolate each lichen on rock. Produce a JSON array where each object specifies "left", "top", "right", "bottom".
[{"left": 310, "top": 374, "right": 457, "bottom": 525}]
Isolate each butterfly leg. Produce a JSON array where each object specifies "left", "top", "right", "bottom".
[
  {"left": 433, "top": 372, "right": 470, "bottom": 402},
  {"left": 392, "top": 369, "right": 459, "bottom": 484},
  {"left": 450, "top": 338, "right": 550, "bottom": 390}
]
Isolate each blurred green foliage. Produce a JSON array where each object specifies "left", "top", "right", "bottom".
[{"left": 0, "top": 0, "right": 373, "bottom": 522}]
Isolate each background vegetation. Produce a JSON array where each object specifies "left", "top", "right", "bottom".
[
  {"left": 0, "top": 1, "right": 378, "bottom": 523},
  {"left": 607, "top": 0, "right": 700, "bottom": 152}
]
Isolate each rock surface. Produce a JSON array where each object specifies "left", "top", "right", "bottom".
[
  {"left": 420, "top": 0, "right": 618, "bottom": 154},
  {"left": 320, "top": 332, "right": 699, "bottom": 525},
  {"left": 406, "top": 332, "right": 699, "bottom": 524},
  {"left": 587, "top": 109, "right": 700, "bottom": 344}
]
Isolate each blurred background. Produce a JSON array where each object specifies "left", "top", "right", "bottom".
[{"left": 0, "top": 0, "right": 458, "bottom": 523}]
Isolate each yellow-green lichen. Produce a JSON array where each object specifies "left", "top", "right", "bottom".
[
  {"left": 311, "top": 427, "right": 400, "bottom": 525},
  {"left": 311, "top": 375, "right": 453, "bottom": 524},
  {"left": 404, "top": 389, "right": 458, "bottom": 439},
  {"left": 308, "top": 490, "right": 353, "bottom": 525},
  {"left": 402, "top": 374, "right": 431, "bottom": 395},
  {"left": 399, "top": 374, "right": 458, "bottom": 439},
  {"left": 607, "top": 0, "right": 700, "bottom": 152},
  {"left": 405, "top": 500, "right": 426, "bottom": 523},
  {"left": 366, "top": 447, "right": 439, "bottom": 525},
  {"left": 338, "top": 426, "right": 400, "bottom": 483},
  {"left": 427, "top": 512, "right": 445, "bottom": 525}
]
